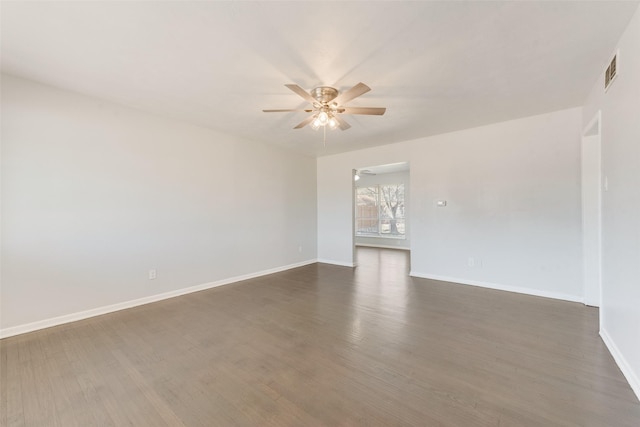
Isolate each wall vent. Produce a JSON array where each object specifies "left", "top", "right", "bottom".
[{"left": 605, "top": 52, "right": 618, "bottom": 90}]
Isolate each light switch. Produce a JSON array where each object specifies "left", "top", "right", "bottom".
[{"left": 436, "top": 200, "right": 447, "bottom": 207}]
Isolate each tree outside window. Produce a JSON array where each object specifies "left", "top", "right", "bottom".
[{"left": 355, "top": 184, "right": 405, "bottom": 238}]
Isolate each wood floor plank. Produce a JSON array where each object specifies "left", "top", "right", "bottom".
[
  {"left": 0, "top": 338, "right": 24, "bottom": 427},
  {"left": 1, "top": 247, "right": 640, "bottom": 426}
]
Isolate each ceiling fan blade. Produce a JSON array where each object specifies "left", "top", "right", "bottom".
[
  {"left": 293, "top": 115, "right": 315, "bottom": 129},
  {"left": 340, "top": 107, "right": 386, "bottom": 116},
  {"left": 263, "top": 109, "right": 308, "bottom": 113},
  {"left": 332, "top": 82, "right": 371, "bottom": 106},
  {"left": 333, "top": 115, "right": 351, "bottom": 130},
  {"left": 285, "top": 84, "right": 318, "bottom": 105},
  {"left": 262, "top": 109, "right": 313, "bottom": 113}
]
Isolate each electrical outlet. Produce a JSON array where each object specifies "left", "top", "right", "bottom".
[
  {"left": 468, "top": 257, "right": 474, "bottom": 267},
  {"left": 298, "top": 246, "right": 302, "bottom": 253},
  {"left": 149, "top": 269, "right": 157, "bottom": 280}
]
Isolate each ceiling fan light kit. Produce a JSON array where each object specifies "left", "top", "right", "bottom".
[{"left": 263, "top": 82, "right": 386, "bottom": 132}]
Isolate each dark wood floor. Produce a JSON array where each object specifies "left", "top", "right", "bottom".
[{"left": 2, "top": 247, "right": 639, "bottom": 426}]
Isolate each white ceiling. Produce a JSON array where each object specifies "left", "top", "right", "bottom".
[
  {"left": 2, "top": 1, "right": 638, "bottom": 157},
  {"left": 359, "top": 162, "right": 410, "bottom": 176}
]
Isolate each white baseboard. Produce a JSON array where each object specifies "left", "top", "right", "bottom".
[
  {"left": 409, "top": 271, "right": 583, "bottom": 303},
  {"left": 355, "top": 243, "right": 410, "bottom": 251},
  {"left": 600, "top": 328, "right": 640, "bottom": 402},
  {"left": 0, "top": 259, "right": 317, "bottom": 339},
  {"left": 317, "top": 258, "right": 356, "bottom": 268}
]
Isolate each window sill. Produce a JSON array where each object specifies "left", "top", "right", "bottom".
[{"left": 356, "top": 234, "right": 406, "bottom": 240}]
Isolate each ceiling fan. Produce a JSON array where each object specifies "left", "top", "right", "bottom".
[
  {"left": 357, "top": 169, "right": 376, "bottom": 175},
  {"left": 354, "top": 169, "right": 376, "bottom": 181},
  {"left": 263, "top": 83, "right": 386, "bottom": 130}
]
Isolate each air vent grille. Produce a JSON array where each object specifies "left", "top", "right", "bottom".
[{"left": 605, "top": 53, "right": 618, "bottom": 90}]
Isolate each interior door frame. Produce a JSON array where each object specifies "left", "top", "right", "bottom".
[
  {"left": 352, "top": 169, "right": 358, "bottom": 267},
  {"left": 581, "top": 110, "right": 602, "bottom": 308}
]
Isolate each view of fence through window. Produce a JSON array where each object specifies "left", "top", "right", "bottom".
[{"left": 355, "top": 184, "right": 405, "bottom": 238}]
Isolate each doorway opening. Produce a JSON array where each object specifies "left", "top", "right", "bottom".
[{"left": 352, "top": 162, "right": 410, "bottom": 267}]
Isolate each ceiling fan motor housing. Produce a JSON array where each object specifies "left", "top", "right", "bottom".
[{"left": 311, "top": 86, "right": 339, "bottom": 104}]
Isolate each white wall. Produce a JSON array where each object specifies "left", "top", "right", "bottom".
[
  {"left": 318, "top": 107, "right": 583, "bottom": 301},
  {"left": 582, "top": 4, "right": 640, "bottom": 399},
  {"left": 1, "top": 74, "right": 317, "bottom": 334},
  {"left": 355, "top": 170, "right": 410, "bottom": 250}
]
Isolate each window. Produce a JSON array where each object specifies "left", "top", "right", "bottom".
[{"left": 355, "top": 184, "right": 405, "bottom": 238}]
